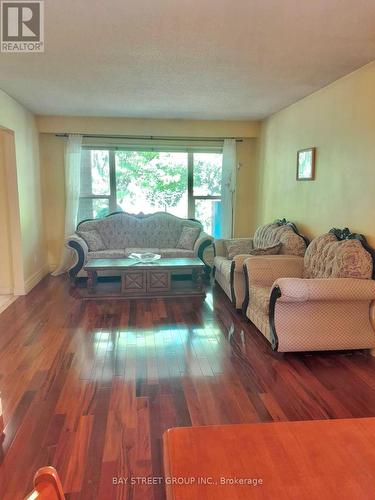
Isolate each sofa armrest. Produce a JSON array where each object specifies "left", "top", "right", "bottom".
[
  {"left": 274, "top": 277, "right": 375, "bottom": 303},
  {"left": 213, "top": 237, "right": 254, "bottom": 257},
  {"left": 66, "top": 234, "right": 88, "bottom": 278},
  {"left": 244, "top": 255, "right": 304, "bottom": 287},
  {"left": 194, "top": 231, "right": 213, "bottom": 254},
  {"left": 194, "top": 231, "right": 214, "bottom": 268},
  {"left": 233, "top": 254, "right": 254, "bottom": 272},
  {"left": 213, "top": 239, "right": 226, "bottom": 257}
]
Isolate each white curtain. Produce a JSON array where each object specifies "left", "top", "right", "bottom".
[
  {"left": 221, "top": 139, "right": 237, "bottom": 239},
  {"left": 52, "top": 134, "right": 83, "bottom": 276}
]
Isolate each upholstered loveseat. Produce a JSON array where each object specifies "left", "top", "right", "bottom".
[
  {"left": 66, "top": 212, "right": 213, "bottom": 278},
  {"left": 244, "top": 228, "right": 375, "bottom": 352},
  {"left": 213, "top": 220, "right": 307, "bottom": 309}
]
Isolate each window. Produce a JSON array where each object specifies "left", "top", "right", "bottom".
[
  {"left": 192, "top": 152, "right": 222, "bottom": 238},
  {"left": 78, "top": 148, "right": 223, "bottom": 237}
]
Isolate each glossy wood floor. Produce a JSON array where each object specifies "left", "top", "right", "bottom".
[{"left": 1, "top": 276, "right": 375, "bottom": 499}]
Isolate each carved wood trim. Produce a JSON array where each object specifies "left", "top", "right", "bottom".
[
  {"left": 242, "top": 264, "right": 250, "bottom": 317},
  {"left": 269, "top": 286, "right": 281, "bottom": 351},
  {"left": 229, "top": 260, "right": 238, "bottom": 309}
]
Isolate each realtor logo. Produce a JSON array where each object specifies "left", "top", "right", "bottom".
[{"left": 1, "top": 0, "right": 44, "bottom": 52}]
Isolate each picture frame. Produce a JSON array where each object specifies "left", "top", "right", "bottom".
[{"left": 296, "top": 147, "right": 316, "bottom": 181}]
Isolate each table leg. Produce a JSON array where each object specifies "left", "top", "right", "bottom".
[
  {"left": 87, "top": 270, "right": 97, "bottom": 293},
  {"left": 193, "top": 269, "right": 205, "bottom": 292},
  {"left": 197, "top": 269, "right": 205, "bottom": 292},
  {"left": 121, "top": 272, "right": 126, "bottom": 294}
]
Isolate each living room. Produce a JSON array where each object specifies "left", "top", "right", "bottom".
[{"left": 1, "top": 1, "right": 375, "bottom": 499}]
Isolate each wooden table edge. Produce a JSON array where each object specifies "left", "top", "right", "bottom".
[
  {"left": 161, "top": 418, "right": 375, "bottom": 499},
  {"left": 84, "top": 258, "right": 205, "bottom": 272},
  {"left": 163, "top": 430, "right": 174, "bottom": 500},
  {"left": 162, "top": 417, "right": 375, "bottom": 434}
]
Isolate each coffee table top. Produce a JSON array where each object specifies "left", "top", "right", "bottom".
[
  {"left": 84, "top": 257, "right": 205, "bottom": 271},
  {"left": 163, "top": 417, "right": 375, "bottom": 500}
]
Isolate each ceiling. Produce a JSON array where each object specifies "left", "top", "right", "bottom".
[{"left": 1, "top": 0, "right": 375, "bottom": 120}]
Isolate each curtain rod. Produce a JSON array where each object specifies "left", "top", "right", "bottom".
[{"left": 54, "top": 133, "right": 243, "bottom": 142}]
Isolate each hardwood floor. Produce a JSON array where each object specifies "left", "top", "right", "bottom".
[{"left": 1, "top": 276, "right": 375, "bottom": 499}]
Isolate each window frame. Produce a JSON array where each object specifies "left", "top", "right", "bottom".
[{"left": 79, "top": 146, "right": 223, "bottom": 223}]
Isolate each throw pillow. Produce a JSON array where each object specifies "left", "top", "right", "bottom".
[
  {"left": 77, "top": 229, "right": 106, "bottom": 251},
  {"left": 176, "top": 226, "right": 201, "bottom": 250},
  {"left": 248, "top": 243, "right": 282, "bottom": 256},
  {"left": 226, "top": 242, "right": 281, "bottom": 260},
  {"left": 225, "top": 240, "right": 254, "bottom": 260}
]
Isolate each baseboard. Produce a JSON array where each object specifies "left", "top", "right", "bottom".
[
  {"left": 48, "top": 262, "right": 57, "bottom": 273},
  {"left": 0, "top": 296, "right": 17, "bottom": 314},
  {"left": 14, "top": 264, "right": 49, "bottom": 296},
  {"left": 0, "top": 287, "right": 13, "bottom": 295}
]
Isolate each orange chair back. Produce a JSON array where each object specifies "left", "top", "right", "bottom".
[{"left": 25, "top": 467, "right": 65, "bottom": 500}]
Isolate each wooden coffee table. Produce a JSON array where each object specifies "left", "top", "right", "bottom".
[
  {"left": 83, "top": 257, "right": 206, "bottom": 299},
  {"left": 163, "top": 418, "right": 375, "bottom": 499}
]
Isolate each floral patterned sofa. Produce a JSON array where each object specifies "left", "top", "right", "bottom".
[
  {"left": 66, "top": 212, "right": 213, "bottom": 278},
  {"left": 213, "top": 219, "right": 308, "bottom": 309},
  {"left": 243, "top": 228, "right": 375, "bottom": 352}
]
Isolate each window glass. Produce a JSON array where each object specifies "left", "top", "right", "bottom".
[
  {"left": 115, "top": 151, "right": 188, "bottom": 218},
  {"left": 193, "top": 153, "right": 222, "bottom": 197},
  {"left": 78, "top": 198, "right": 109, "bottom": 221},
  {"left": 78, "top": 148, "right": 223, "bottom": 235},
  {"left": 194, "top": 199, "right": 222, "bottom": 238},
  {"left": 81, "top": 150, "right": 110, "bottom": 196}
]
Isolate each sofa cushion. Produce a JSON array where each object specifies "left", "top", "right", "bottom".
[
  {"left": 78, "top": 229, "right": 106, "bottom": 251},
  {"left": 253, "top": 223, "right": 306, "bottom": 256},
  {"left": 249, "top": 243, "right": 282, "bottom": 256},
  {"left": 222, "top": 238, "right": 252, "bottom": 258},
  {"left": 160, "top": 248, "right": 195, "bottom": 258},
  {"left": 226, "top": 241, "right": 282, "bottom": 260},
  {"left": 88, "top": 249, "right": 126, "bottom": 259},
  {"left": 125, "top": 247, "right": 160, "bottom": 257},
  {"left": 176, "top": 226, "right": 201, "bottom": 250},
  {"left": 303, "top": 233, "right": 373, "bottom": 279},
  {"left": 126, "top": 247, "right": 196, "bottom": 258},
  {"left": 143, "top": 215, "right": 202, "bottom": 248},
  {"left": 225, "top": 240, "right": 253, "bottom": 259}
]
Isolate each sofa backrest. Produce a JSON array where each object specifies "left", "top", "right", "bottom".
[
  {"left": 253, "top": 222, "right": 306, "bottom": 256},
  {"left": 303, "top": 233, "right": 373, "bottom": 279},
  {"left": 77, "top": 212, "right": 202, "bottom": 249}
]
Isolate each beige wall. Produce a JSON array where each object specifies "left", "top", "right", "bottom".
[
  {"left": 255, "top": 62, "right": 375, "bottom": 246},
  {"left": 0, "top": 129, "right": 25, "bottom": 295},
  {"left": 0, "top": 90, "right": 47, "bottom": 293},
  {"left": 36, "top": 115, "right": 260, "bottom": 138},
  {"left": 39, "top": 134, "right": 65, "bottom": 270},
  {"left": 39, "top": 117, "right": 260, "bottom": 269},
  {"left": 235, "top": 138, "right": 258, "bottom": 237},
  {"left": 0, "top": 132, "right": 13, "bottom": 293}
]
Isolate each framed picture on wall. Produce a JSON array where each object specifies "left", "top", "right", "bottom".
[{"left": 296, "top": 147, "right": 316, "bottom": 180}]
